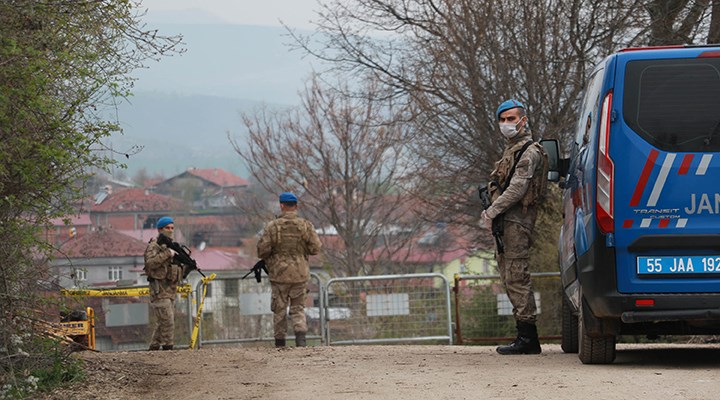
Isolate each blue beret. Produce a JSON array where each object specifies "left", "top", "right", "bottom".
[
  {"left": 496, "top": 99, "right": 525, "bottom": 119},
  {"left": 279, "top": 192, "right": 298, "bottom": 203},
  {"left": 156, "top": 216, "right": 174, "bottom": 229}
]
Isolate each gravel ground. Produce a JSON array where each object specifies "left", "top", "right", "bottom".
[{"left": 41, "top": 343, "right": 720, "bottom": 400}]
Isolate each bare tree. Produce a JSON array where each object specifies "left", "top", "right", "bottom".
[
  {"left": 644, "top": 0, "right": 711, "bottom": 45},
  {"left": 230, "top": 76, "right": 420, "bottom": 277},
  {"left": 289, "top": 0, "right": 644, "bottom": 227},
  {"left": 710, "top": 0, "right": 720, "bottom": 43},
  {"left": 266, "top": 1, "right": 720, "bottom": 279}
]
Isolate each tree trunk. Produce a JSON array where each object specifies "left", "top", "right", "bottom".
[
  {"left": 646, "top": 0, "right": 690, "bottom": 45},
  {"left": 709, "top": 0, "right": 720, "bottom": 43}
]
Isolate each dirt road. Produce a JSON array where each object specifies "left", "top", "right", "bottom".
[{"left": 44, "top": 343, "right": 720, "bottom": 400}]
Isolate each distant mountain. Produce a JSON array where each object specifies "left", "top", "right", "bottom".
[
  {"left": 117, "top": 91, "right": 260, "bottom": 147},
  {"left": 129, "top": 23, "right": 316, "bottom": 103},
  {"left": 107, "top": 23, "right": 317, "bottom": 180},
  {"left": 108, "top": 91, "right": 264, "bottom": 179}
]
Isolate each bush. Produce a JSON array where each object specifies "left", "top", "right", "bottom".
[
  {"left": 0, "top": 1, "right": 181, "bottom": 395},
  {"left": 0, "top": 336, "right": 85, "bottom": 399}
]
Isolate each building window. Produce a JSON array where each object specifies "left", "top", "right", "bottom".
[
  {"left": 108, "top": 266, "right": 122, "bottom": 281},
  {"left": 205, "top": 282, "right": 212, "bottom": 298},
  {"left": 73, "top": 268, "right": 87, "bottom": 282},
  {"left": 225, "top": 280, "right": 239, "bottom": 297}
]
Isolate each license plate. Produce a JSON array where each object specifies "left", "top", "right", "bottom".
[{"left": 637, "top": 256, "right": 720, "bottom": 275}]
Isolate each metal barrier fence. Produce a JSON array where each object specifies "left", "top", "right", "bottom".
[
  {"left": 195, "top": 272, "right": 324, "bottom": 347},
  {"left": 60, "top": 286, "right": 193, "bottom": 352},
  {"left": 453, "top": 272, "right": 562, "bottom": 344},
  {"left": 62, "top": 272, "right": 564, "bottom": 350},
  {"left": 323, "top": 273, "right": 453, "bottom": 345}
]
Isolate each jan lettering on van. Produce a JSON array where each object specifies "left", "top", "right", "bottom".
[
  {"left": 684, "top": 193, "right": 720, "bottom": 215},
  {"left": 633, "top": 208, "right": 680, "bottom": 219}
]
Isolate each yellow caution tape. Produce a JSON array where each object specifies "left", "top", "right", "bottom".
[
  {"left": 189, "top": 273, "right": 216, "bottom": 350},
  {"left": 61, "top": 284, "right": 192, "bottom": 297}
]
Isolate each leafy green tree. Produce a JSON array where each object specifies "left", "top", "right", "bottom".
[{"left": 0, "top": 1, "right": 181, "bottom": 396}]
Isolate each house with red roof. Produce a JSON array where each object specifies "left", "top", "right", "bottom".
[
  {"left": 364, "top": 223, "right": 494, "bottom": 277},
  {"left": 153, "top": 167, "right": 249, "bottom": 210},
  {"left": 172, "top": 214, "right": 249, "bottom": 247},
  {"left": 143, "top": 168, "right": 254, "bottom": 246},
  {"left": 52, "top": 227, "right": 148, "bottom": 289},
  {"left": 89, "top": 186, "right": 183, "bottom": 231},
  {"left": 45, "top": 213, "right": 93, "bottom": 247}
]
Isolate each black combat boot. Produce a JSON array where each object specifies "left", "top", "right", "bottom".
[
  {"left": 496, "top": 321, "right": 542, "bottom": 355},
  {"left": 275, "top": 338, "right": 286, "bottom": 348},
  {"left": 161, "top": 345, "right": 174, "bottom": 350},
  {"left": 148, "top": 344, "right": 160, "bottom": 351},
  {"left": 295, "top": 332, "right": 306, "bottom": 347}
]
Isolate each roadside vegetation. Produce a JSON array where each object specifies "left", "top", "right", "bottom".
[{"left": 0, "top": 1, "right": 181, "bottom": 397}]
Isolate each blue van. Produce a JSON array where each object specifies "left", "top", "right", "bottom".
[{"left": 545, "top": 45, "right": 720, "bottom": 364}]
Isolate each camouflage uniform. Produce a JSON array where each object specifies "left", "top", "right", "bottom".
[
  {"left": 257, "top": 211, "right": 322, "bottom": 341},
  {"left": 486, "top": 130, "right": 545, "bottom": 323},
  {"left": 144, "top": 237, "right": 183, "bottom": 349}
]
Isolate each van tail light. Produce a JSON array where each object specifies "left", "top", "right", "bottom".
[
  {"left": 596, "top": 91, "right": 615, "bottom": 234},
  {"left": 619, "top": 45, "right": 684, "bottom": 53},
  {"left": 698, "top": 50, "right": 720, "bottom": 58},
  {"left": 635, "top": 299, "right": 655, "bottom": 307}
]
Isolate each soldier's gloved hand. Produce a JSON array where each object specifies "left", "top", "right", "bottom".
[
  {"left": 480, "top": 210, "right": 492, "bottom": 229},
  {"left": 168, "top": 248, "right": 178, "bottom": 257}
]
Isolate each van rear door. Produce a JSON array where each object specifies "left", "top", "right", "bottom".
[{"left": 610, "top": 47, "right": 720, "bottom": 294}]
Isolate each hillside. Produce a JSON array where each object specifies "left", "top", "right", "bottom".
[
  {"left": 108, "top": 92, "right": 261, "bottom": 178},
  {"left": 106, "top": 23, "right": 316, "bottom": 179}
]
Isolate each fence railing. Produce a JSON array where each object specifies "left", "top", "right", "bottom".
[
  {"left": 60, "top": 285, "right": 194, "bottom": 351},
  {"left": 453, "top": 272, "right": 562, "bottom": 345},
  {"left": 194, "top": 272, "right": 324, "bottom": 348},
  {"left": 323, "top": 273, "right": 453, "bottom": 345},
  {"left": 62, "top": 271, "right": 564, "bottom": 350}
]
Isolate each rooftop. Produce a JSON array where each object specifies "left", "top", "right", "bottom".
[
  {"left": 91, "top": 188, "right": 182, "bottom": 213},
  {"left": 182, "top": 168, "right": 250, "bottom": 188},
  {"left": 57, "top": 227, "right": 147, "bottom": 258}
]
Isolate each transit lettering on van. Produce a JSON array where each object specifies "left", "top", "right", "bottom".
[{"left": 684, "top": 193, "right": 720, "bottom": 214}]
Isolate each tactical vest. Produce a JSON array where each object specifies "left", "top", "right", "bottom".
[
  {"left": 524, "top": 142, "right": 549, "bottom": 209},
  {"left": 144, "top": 239, "right": 180, "bottom": 282},
  {"left": 273, "top": 218, "right": 307, "bottom": 256},
  {"left": 491, "top": 139, "right": 548, "bottom": 211}
]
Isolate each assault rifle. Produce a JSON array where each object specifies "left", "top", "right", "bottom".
[
  {"left": 478, "top": 184, "right": 505, "bottom": 254},
  {"left": 157, "top": 234, "right": 206, "bottom": 278},
  {"left": 242, "top": 259, "right": 268, "bottom": 283}
]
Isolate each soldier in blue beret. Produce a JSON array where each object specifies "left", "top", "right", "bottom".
[
  {"left": 482, "top": 99, "right": 548, "bottom": 355},
  {"left": 257, "top": 192, "right": 322, "bottom": 347},
  {"left": 279, "top": 192, "right": 298, "bottom": 203},
  {"left": 143, "top": 216, "right": 182, "bottom": 351}
]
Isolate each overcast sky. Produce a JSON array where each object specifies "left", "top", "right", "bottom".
[{"left": 140, "top": 0, "right": 325, "bottom": 28}]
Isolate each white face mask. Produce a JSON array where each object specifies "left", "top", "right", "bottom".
[
  {"left": 160, "top": 228, "right": 173, "bottom": 240},
  {"left": 499, "top": 118, "right": 525, "bottom": 139}
]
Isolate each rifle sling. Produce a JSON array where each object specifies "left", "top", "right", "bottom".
[
  {"left": 501, "top": 140, "right": 534, "bottom": 193},
  {"left": 493, "top": 140, "right": 533, "bottom": 245}
]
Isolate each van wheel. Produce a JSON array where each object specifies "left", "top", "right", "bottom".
[
  {"left": 561, "top": 294, "right": 578, "bottom": 353},
  {"left": 578, "top": 289, "right": 616, "bottom": 364}
]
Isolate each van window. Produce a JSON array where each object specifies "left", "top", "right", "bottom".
[
  {"left": 575, "top": 68, "right": 605, "bottom": 146},
  {"left": 623, "top": 58, "right": 720, "bottom": 152}
]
